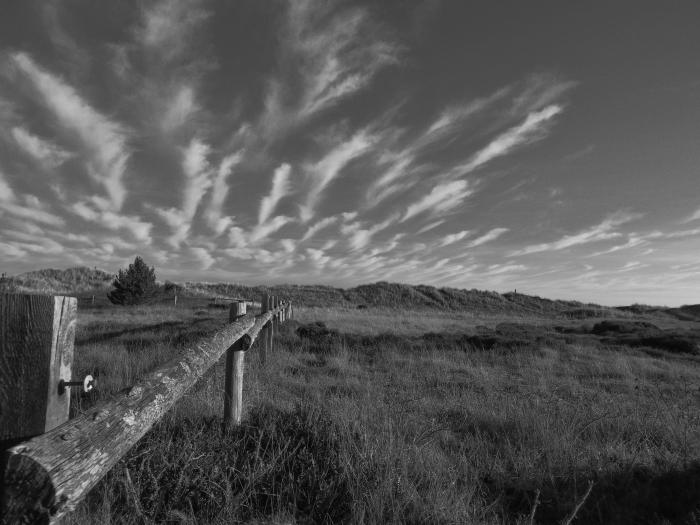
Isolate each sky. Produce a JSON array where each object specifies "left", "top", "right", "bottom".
[{"left": 0, "top": 0, "right": 699, "bottom": 306}]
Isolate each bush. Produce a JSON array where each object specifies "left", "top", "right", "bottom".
[
  {"left": 591, "top": 320, "right": 659, "bottom": 335},
  {"left": 107, "top": 256, "right": 157, "bottom": 305}
]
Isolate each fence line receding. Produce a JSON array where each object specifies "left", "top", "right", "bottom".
[{"left": 0, "top": 293, "right": 292, "bottom": 524}]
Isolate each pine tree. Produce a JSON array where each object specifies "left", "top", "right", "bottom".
[{"left": 107, "top": 256, "right": 157, "bottom": 305}]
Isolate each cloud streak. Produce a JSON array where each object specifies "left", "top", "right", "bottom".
[
  {"left": 465, "top": 228, "right": 509, "bottom": 248},
  {"left": 12, "top": 127, "right": 73, "bottom": 169},
  {"left": 259, "top": 163, "right": 292, "bottom": 225},
  {"left": 12, "top": 52, "right": 131, "bottom": 211},
  {"left": 452, "top": 105, "right": 563, "bottom": 176},
  {"left": 155, "top": 138, "right": 214, "bottom": 247},
  {"left": 300, "top": 129, "right": 372, "bottom": 222},
  {"left": 205, "top": 152, "right": 242, "bottom": 235},
  {"left": 510, "top": 213, "right": 640, "bottom": 256},
  {"left": 286, "top": 0, "right": 400, "bottom": 120},
  {"left": 402, "top": 180, "right": 474, "bottom": 222}
]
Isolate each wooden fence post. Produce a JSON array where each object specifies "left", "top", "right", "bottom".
[
  {"left": 267, "top": 295, "right": 274, "bottom": 358},
  {"left": 260, "top": 294, "right": 269, "bottom": 365},
  {"left": 275, "top": 296, "right": 280, "bottom": 331},
  {"left": 223, "top": 302, "right": 247, "bottom": 429},
  {"left": 0, "top": 294, "right": 77, "bottom": 445},
  {"left": 271, "top": 296, "right": 278, "bottom": 354}
]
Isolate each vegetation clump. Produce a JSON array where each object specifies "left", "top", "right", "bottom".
[
  {"left": 107, "top": 256, "right": 157, "bottom": 306},
  {"left": 88, "top": 406, "right": 355, "bottom": 524},
  {"left": 296, "top": 322, "right": 342, "bottom": 353}
]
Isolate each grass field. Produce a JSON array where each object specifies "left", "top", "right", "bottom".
[{"left": 62, "top": 299, "right": 700, "bottom": 524}]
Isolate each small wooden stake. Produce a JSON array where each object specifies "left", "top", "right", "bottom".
[
  {"left": 223, "top": 303, "right": 247, "bottom": 429},
  {"left": 230, "top": 301, "right": 246, "bottom": 320}
]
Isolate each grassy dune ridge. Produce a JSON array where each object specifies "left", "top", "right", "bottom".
[
  {"left": 0, "top": 265, "right": 667, "bottom": 316},
  {"left": 52, "top": 294, "right": 700, "bottom": 524}
]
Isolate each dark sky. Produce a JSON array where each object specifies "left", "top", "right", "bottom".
[{"left": 0, "top": 0, "right": 699, "bottom": 305}]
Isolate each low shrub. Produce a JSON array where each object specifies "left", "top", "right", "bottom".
[{"left": 591, "top": 320, "right": 659, "bottom": 335}]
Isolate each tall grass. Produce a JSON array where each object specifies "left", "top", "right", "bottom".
[{"left": 63, "top": 304, "right": 700, "bottom": 524}]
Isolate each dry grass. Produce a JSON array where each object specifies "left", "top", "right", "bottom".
[{"left": 62, "top": 302, "right": 700, "bottom": 524}]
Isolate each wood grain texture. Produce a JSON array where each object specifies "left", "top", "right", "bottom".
[
  {"left": 1, "top": 303, "right": 287, "bottom": 524},
  {"left": 260, "top": 294, "right": 269, "bottom": 365},
  {"left": 45, "top": 297, "right": 76, "bottom": 433},
  {"left": 265, "top": 295, "right": 273, "bottom": 356},
  {"left": 229, "top": 301, "right": 246, "bottom": 320},
  {"left": 0, "top": 295, "right": 76, "bottom": 443},
  {"left": 223, "top": 303, "right": 248, "bottom": 429},
  {"left": 268, "top": 296, "right": 276, "bottom": 356}
]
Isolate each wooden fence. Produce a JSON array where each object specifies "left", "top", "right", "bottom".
[{"left": 0, "top": 292, "right": 292, "bottom": 524}]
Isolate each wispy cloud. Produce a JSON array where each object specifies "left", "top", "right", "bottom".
[
  {"left": 301, "top": 216, "right": 339, "bottom": 242},
  {"left": 363, "top": 152, "right": 415, "bottom": 208},
  {"left": 439, "top": 230, "right": 471, "bottom": 247},
  {"left": 181, "top": 138, "right": 212, "bottom": 217},
  {"left": 452, "top": 104, "right": 563, "bottom": 176},
  {"left": 258, "top": 0, "right": 400, "bottom": 139},
  {"left": 12, "top": 52, "right": 131, "bottom": 211},
  {"left": 71, "top": 201, "right": 152, "bottom": 242},
  {"left": 465, "top": 227, "right": 509, "bottom": 248},
  {"left": 0, "top": 241, "right": 26, "bottom": 258},
  {"left": 155, "top": 138, "right": 213, "bottom": 247},
  {"left": 190, "top": 246, "right": 215, "bottom": 270},
  {"left": 420, "top": 87, "right": 510, "bottom": 148},
  {"left": 510, "top": 213, "right": 640, "bottom": 256},
  {"left": 663, "top": 227, "right": 700, "bottom": 239},
  {"left": 300, "top": 129, "right": 372, "bottom": 222},
  {"left": 589, "top": 235, "right": 647, "bottom": 256},
  {"left": 41, "top": 2, "right": 90, "bottom": 74},
  {"left": 205, "top": 152, "right": 242, "bottom": 235},
  {"left": 3, "top": 229, "right": 66, "bottom": 255},
  {"left": 417, "top": 220, "right": 446, "bottom": 234},
  {"left": 402, "top": 180, "right": 474, "bottom": 222},
  {"left": 364, "top": 81, "right": 571, "bottom": 210},
  {"left": 0, "top": 169, "right": 65, "bottom": 225},
  {"left": 160, "top": 84, "right": 199, "bottom": 133},
  {"left": 683, "top": 206, "right": 700, "bottom": 223},
  {"left": 249, "top": 215, "right": 293, "bottom": 244},
  {"left": 1, "top": 195, "right": 65, "bottom": 226},
  {"left": 510, "top": 73, "right": 577, "bottom": 116},
  {"left": 11, "top": 126, "right": 73, "bottom": 169},
  {"left": 342, "top": 214, "right": 399, "bottom": 251},
  {"left": 259, "top": 163, "right": 292, "bottom": 225},
  {"left": 0, "top": 170, "right": 16, "bottom": 202},
  {"left": 286, "top": 0, "right": 400, "bottom": 120},
  {"left": 136, "top": 0, "right": 210, "bottom": 62}
]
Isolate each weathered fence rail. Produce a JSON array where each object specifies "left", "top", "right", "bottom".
[{"left": 0, "top": 294, "right": 292, "bottom": 524}]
